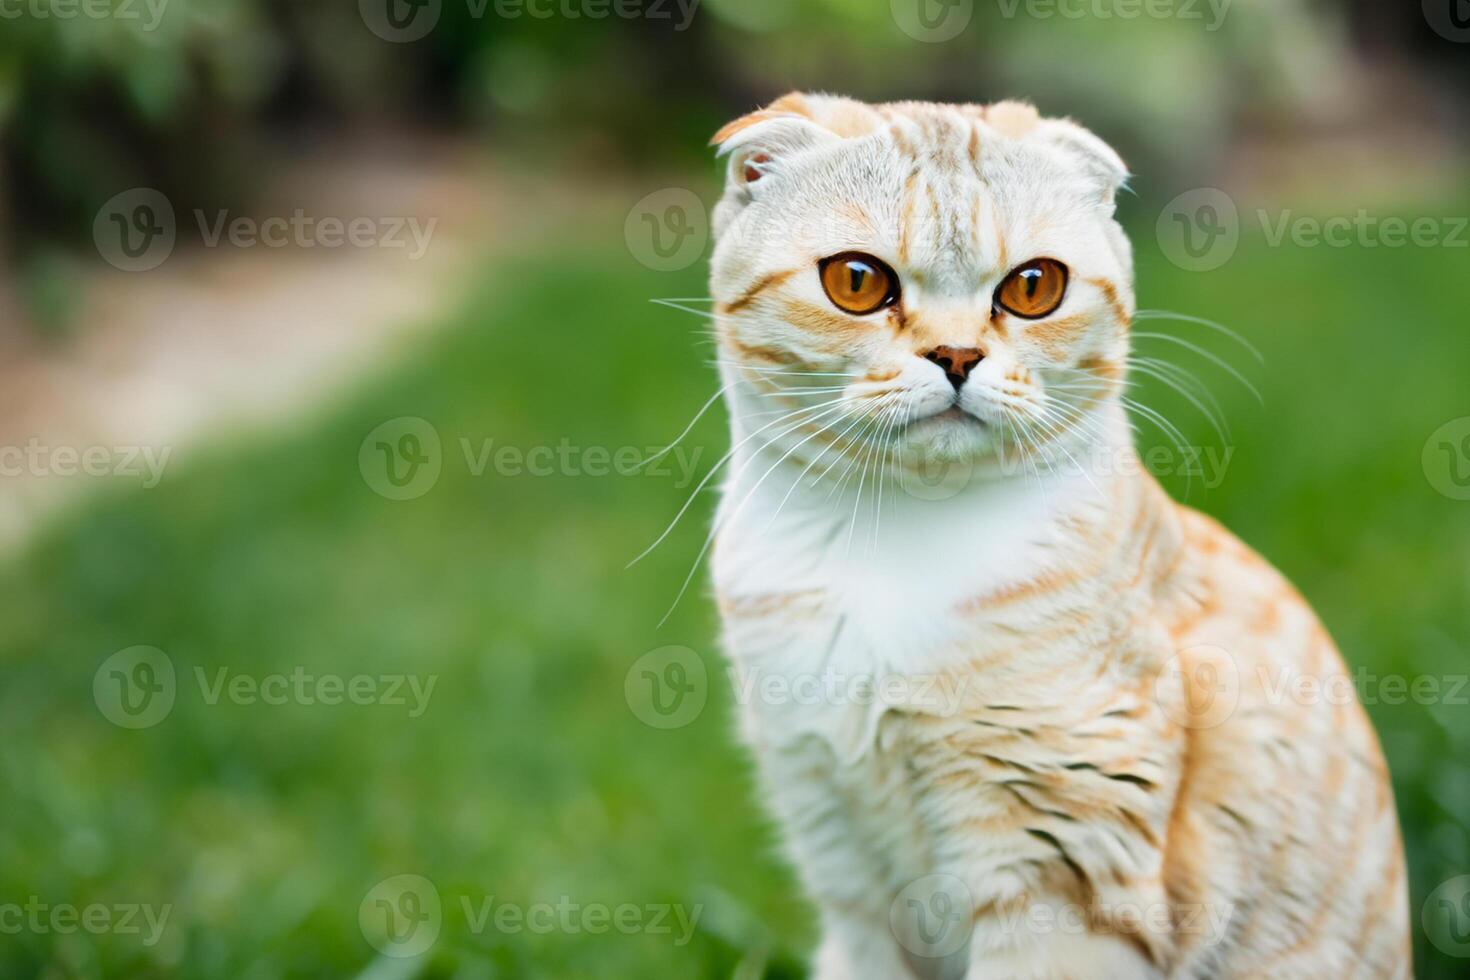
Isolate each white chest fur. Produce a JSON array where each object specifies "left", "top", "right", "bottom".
[
  {"left": 712, "top": 425, "right": 1109, "bottom": 754},
  {"left": 709, "top": 410, "right": 1168, "bottom": 979}
]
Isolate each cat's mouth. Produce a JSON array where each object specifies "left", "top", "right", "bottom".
[
  {"left": 932, "top": 406, "right": 979, "bottom": 425},
  {"left": 909, "top": 403, "right": 987, "bottom": 432}
]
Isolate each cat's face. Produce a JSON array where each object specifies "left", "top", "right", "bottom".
[{"left": 709, "top": 94, "right": 1135, "bottom": 471}]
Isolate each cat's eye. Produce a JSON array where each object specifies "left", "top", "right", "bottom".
[
  {"left": 819, "top": 253, "right": 900, "bottom": 316},
  {"left": 995, "top": 258, "right": 1068, "bottom": 319}
]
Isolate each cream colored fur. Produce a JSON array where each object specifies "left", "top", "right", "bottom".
[{"left": 703, "top": 94, "right": 1410, "bottom": 980}]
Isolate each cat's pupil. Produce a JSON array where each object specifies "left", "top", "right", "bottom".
[
  {"left": 1023, "top": 270, "right": 1040, "bottom": 297},
  {"left": 848, "top": 265, "right": 867, "bottom": 293}
]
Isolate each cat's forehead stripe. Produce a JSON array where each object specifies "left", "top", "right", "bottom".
[
  {"left": 882, "top": 106, "right": 977, "bottom": 175},
  {"left": 886, "top": 121, "right": 914, "bottom": 159},
  {"left": 893, "top": 163, "right": 998, "bottom": 284},
  {"left": 897, "top": 168, "right": 922, "bottom": 265},
  {"left": 870, "top": 108, "right": 1005, "bottom": 283}
]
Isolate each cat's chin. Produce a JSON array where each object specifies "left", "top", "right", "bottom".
[{"left": 903, "top": 406, "right": 996, "bottom": 460}]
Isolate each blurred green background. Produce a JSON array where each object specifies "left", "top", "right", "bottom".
[{"left": 0, "top": 0, "right": 1468, "bottom": 977}]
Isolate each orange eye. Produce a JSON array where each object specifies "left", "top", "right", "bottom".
[
  {"left": 995, "top": 259, "right": 1068, "bottom": 319},
  {"left": 819, "top": 252, "right": 899, "bottom": 316}
]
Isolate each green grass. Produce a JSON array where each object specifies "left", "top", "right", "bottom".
[{"left": 1, "top": 195, "right": 1467, "bottom": 978}]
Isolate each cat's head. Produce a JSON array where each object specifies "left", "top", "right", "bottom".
[{"left": 709, "top": 93, "right": 1134, "bottom": 472}]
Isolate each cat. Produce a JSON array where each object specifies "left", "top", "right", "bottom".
[{"left": 703, "top": 93, "right": 1410, "bottom": 980}]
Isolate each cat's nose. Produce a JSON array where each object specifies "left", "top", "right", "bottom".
[{"left": 923, "top": 346, "right": 985, "bottom": 390}]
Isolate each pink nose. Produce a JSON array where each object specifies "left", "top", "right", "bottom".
[{"left": 923, "top": 346, "right": 985, "bottom": 390}]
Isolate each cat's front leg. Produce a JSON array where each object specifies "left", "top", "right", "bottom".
[
  {"left": 962, "top": 927, "right": 1166, "bottom": 980},
  {"left": 812, "top": 913, "right": 922, "bottom": 980}
]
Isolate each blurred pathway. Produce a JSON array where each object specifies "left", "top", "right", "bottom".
[{"left": 0, "top": 141, "right": 503, "bottom": 551}]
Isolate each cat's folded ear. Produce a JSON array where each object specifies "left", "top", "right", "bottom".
[
  {"left": 987, "top": 100, "right": 1129, "bottom": 208},
  {"left": 710, "top": 94, "right": 844, "bottom": 202},
  {"left": 710, "top": 93, "right": 871, "bottom": 238},
  {"left": 1033, "top": 118, "right": 1130, "bottom": 209}
]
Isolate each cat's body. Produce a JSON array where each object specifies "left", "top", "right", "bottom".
[{"left": 705, "top": 94, "right": 1409, "bottom": 979}]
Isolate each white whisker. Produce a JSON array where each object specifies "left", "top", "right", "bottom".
[
  {"left": 1134, "top": 309, "right": 1264, "bottom": 364},
  {"left": 629, "top": 395, "right": 851, "bottom": 569},
  {"left": 654, "top": 399, "right": 859, "bottom": 627},
  {"left": 635, "top": 380, "right": 735, "bottom": 472},
  {"left": 1131, "top": 332, "right": 1265, "bottom": 407}
]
